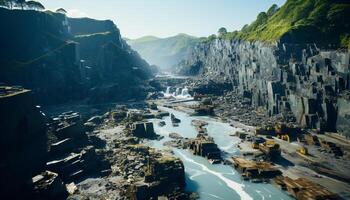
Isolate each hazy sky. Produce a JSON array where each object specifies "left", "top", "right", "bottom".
[{"left": 40, "top": 0, "right": 286, "bottom": 39}]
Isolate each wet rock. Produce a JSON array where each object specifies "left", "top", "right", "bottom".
[
  {"left": 32, "top": 171, "right": 68, "bottom": 199},
  {"left": 189, "top": 134, "right": 221, "bottom": 163},
  {"left": 66, "top": 182, "right": 77, "bottom": 195},
  {"left": 87, "top": 116, "right": 103, "bottom": 125},
  {"left": 158, "top": 121, "right": 166, "bottom": 127},
  {"left": 129, "top": 122, "right": 157, "bottom": 138},
  {"left": 169, "top": 132, "right": 183, "bottom": 139},
  {"left": 170, "top": 114, "right": 181, "bottom": 126}
]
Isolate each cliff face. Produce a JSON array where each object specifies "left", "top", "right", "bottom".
[
  {"left": 0, "top": 87, "right": 47, "bottom": 196},
  {"left": 69, "top": 17, "right": 153, "bottom": 103},
  {"left": 178, "top": 39, "right": 350, "bottom": 136},
  {"left": 0, "top": 8, "right": 152, "bottom": 105}
]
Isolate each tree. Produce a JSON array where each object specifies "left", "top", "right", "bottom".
[
  {"left": 26, "top": 0, "right": 44, "bottom": 11},
  {"left": 16, "top": 0, "right": 25, "bottom": 9},
  {"left": 241, "top": 24, "right": 249, "bottom": 32},
  {"left": 208, "top": 34, "right": 217, "bottom": 41},
  {"left": 218, "top": 27, "right": 227, "bottom": 37},
  {"left": 2, "top": 0, "right": 16, "bottom": 9},
  {"left": 0, "top": 0, "right": 6, "bottom": 7},
  {"left": 267, "top": 4, "right": 279, "bottom": 17},
  {"left": 56, "top": 8, "right": 67, "bottom": 14}
]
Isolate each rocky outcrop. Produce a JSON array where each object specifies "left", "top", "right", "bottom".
[
  {"left": 177, "top": 39, "right": 350, "bottom": 137},
  {"left": 129, "top": 122, "right": 156, "bottom": 138},
  {"left": 46, "top": 111, "right": 110, "bottom": 183},
  {"left": 0, "top": 86, "right": 47, "bottom": 198},
  {"left": 31, "top": 171, "right": 68, "bottom": 200},
  {"left": 0, "top": 8, "right": 153, "bottom": 105}
]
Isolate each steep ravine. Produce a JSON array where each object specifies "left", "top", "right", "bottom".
[
  {"left": 0, "top": 8, "right": 153, "bottom": 105},
  {"left": 177, "top": 39, "right": 350, "bottom": 137}
]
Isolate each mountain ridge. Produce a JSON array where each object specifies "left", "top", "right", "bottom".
[{"left": 126, "top": 33, "right": 200, "bottom": 70}]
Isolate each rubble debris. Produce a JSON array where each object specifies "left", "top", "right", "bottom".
[
  {"left": 140, "top": 153, "right": 186, "bottom": 198},
  {"left": 193, "top": 105, "right": 214, "bottom": 116},
  {"left": 46, "top": 111, "right": 111, "bottom": 187},
  {"left": 319, "top": 139, "right": 343, "bottom": 157},
  {"left": 156, "top": 110, "right": 170, "bottom": 118},
  {"left": 51, "top": 112, "right": 86, "bottom": 140},
  {"left": 191, "top": 119, "right": 209, "bottom": 135},
  {"left": 147, "top": 102, "right": 158, "bottom": 110},
  {"left": 127, "top": 110, "right": 143, "bottom": 122},
  {"left": 236, "top": 131, "right": 249, "bottom": 139},
  {"left": 189, "top": 134, "right": 221, "bottom": 164},
  {"left": 111, "top": 109, "right": 127, "bottom": 122},
  {"left": 129, "top": 122, "right": 157, "bottom": 138},
  {"left": 158, "top": 121, "right": 166, "bottom": 127},
  {"left": 232, "top": 157, "right": 282, "bottom": 181},
  {"left": 258, "top": 140, "right": 281, "bottom": 160},
  {"left": 274, "top": 176, "right": 339, "bottom": 200},
  {"left": 169, "top": 132, "right": 183, "bottom": 139},
  {"left": 300, "top": 134, "right": 320, "bottom": 146},
  {"left": 32, "top": 171, "right": 68, "bottom": 199},
  {"left": 171, "top": 113, "right": 181, "bottom": 126},
  {"left": 47, "top": 146, "right": 109, "bottom": 182},
  {"left": 275, "top": 123, "right": 301, "bottom": 142},
  {"left": 65, "top": 182, "right": 77, "bottom": 195}
]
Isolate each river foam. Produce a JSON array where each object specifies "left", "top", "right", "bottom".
[{"left": 177, "top": 151, "right": 253, "bottom": 200}]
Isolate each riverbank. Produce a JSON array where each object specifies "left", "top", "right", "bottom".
[
  {"left": 151, "top": 97, "right": 350, "bottom": 199},
  {"left": 143, "top": 104, "right": 293, "bottom": 200}
]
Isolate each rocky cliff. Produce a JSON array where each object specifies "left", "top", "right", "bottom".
[
  {"left": 177, "top": 39, "right": 350, "bottom": 137},
  {"left": 0, "top": 86, "right": 47, "bottom": 198},
  {"left": 177, "top": 0, "right": 350, "bottom": 137},
  {"left": 0, "top": 8, "right": 153, "bottom": 105}
]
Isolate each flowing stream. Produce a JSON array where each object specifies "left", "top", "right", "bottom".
[{"left": 145, "top": 107, "right": 292, "bottom": 200}]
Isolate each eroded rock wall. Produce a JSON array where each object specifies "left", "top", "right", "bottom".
[
  {"left": 0, "top": 8, "right": 153, "bottom": 105},
  {"left": 0, "top": 88, "right": 47, "bottom": 197},
  {"left": 177, "top": 39, "right": 350, "bottom": 136}
]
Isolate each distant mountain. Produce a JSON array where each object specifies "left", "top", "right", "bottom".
[{"left": 126, "top": 33, "right": 201, "bottom": 70}]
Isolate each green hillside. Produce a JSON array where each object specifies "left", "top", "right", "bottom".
[
  {"left": 127, "top": 33, "right": 200, "bottom": 70},
  {"left": 222, "top": 0, "right": 350, "bottom": 48},
  {"left": 127, "top": 35, "right": 160, "bottom": 43}
]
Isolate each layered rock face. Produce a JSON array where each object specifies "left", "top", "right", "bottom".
[
  {"left": 0, "top": 8, "right": 152, "bottom": 105},
  {"left": 70, "top": 18, "right": 153, "bottom": 103},
  {"left": 0, "top": 87, "right": 47, "bottom": 197},
  {"left": 178, "top": 39, "right": 350, "bottom": 136},
  {"left": 0, "top": 8, "right": 82, "bottom": 104}
]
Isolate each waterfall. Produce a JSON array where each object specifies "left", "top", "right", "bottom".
[
  {"left": 175, "top": 88, "right": 181, "bottom": 96},
  {"left": 166, "top": 86, "right": 171, "bottom": 94},
  {"left": 163, "top": 86, "right": 192, "bottom": 99},
  {"left": 181, "top": 87, "right": 189, "bottom": 96}
]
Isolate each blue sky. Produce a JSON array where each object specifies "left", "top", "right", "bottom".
[{"left": 40, "top": 0, "right": 286, "bottom": 39}]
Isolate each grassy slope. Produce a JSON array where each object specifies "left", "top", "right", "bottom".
[{"left": 223, "top": 0, "right": 350, "bottom": 48}]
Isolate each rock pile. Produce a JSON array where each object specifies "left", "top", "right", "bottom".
[
  {"left": 189, "top": 134, "right": 221, "bottom": 164},
  {"left": 44, "top": 111, "right": 111, "bottom": 195}
]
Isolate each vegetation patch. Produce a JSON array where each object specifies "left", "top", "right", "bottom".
[{"left": 213, "top": 0, "right": 350, "bottom": 49}]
